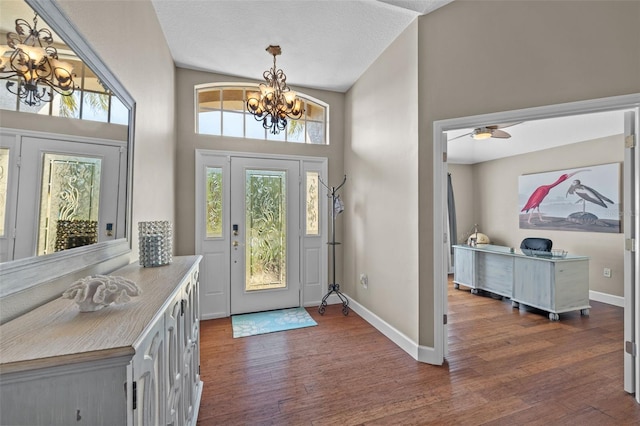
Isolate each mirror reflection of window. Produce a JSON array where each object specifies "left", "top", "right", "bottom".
[{"left": 37, "top": 154, "right": 101, "bottom": 255}]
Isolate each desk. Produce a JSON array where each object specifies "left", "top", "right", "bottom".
[{"left": 453, "top": 244, "right": 590, "bottom": 321}]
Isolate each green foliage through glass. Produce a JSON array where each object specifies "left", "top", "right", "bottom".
[
  {"left": 245, "top": 170, "right": 287, "bottom": 290},
  {"left": 206, "top": 168, "right": 223, "bottom": 238}
]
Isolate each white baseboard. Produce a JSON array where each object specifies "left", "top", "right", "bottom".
[
  {"left": 201, "top": 312, "right": 228, "bottom": 320},
  {"left": 341, "top": 294, "right": 441, "bottom": 365},
  {"left": 590, "top": 290, "right": 624, "bottom": 307}
]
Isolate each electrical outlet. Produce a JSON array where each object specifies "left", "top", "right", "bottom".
[
  {"left": 603, "top": 268, "right": 611, "bottom": 278},
  {"left": 359, "top": 273, "right": 368, "bottom": 289}
]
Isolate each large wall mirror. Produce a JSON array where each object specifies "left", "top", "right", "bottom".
[{"left": 0, "top": 0, "right": 134, "bottom": 298}]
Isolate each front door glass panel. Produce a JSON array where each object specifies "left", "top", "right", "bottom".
[
  {"left": 206, "top": 167, "right": 223, "bottom": 238},
  {"left": 37, "top": 153, "right": 101, "bottom": 255},
  {"left": 245, "top": 169, "right": 287, "bottom": 291}
]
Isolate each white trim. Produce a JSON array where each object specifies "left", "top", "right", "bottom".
[
  {"left": 196, "top": 150, "right": 327, "bottom": 164},
  {"left": 435, "top": 94, "right": 640, "bottom": 134},
  {"left": 0, "top": 239, "right": 130, "bottom": 297},
  {"left": 346, "top": 296, "right": 418, "bottom": 359},
  {"left": 590, "top": 290, "right": 624, "bottom": 308},
  {"left": 432, "top": 129, "right": 447, "bottom": 365},
  {"left": 200, "top": 312, "right": 227, "bottom": 321},
  {"left": 0, "top": 127, "right": 127, "bottom": 148},
  {"left": 346, "top": 295, "right": 442, "bottom": 365}
]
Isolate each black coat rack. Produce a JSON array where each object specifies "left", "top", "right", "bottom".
[{"left": 318, "top": 175, "right": 349, "bottom": 316}]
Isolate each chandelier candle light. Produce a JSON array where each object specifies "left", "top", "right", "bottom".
[
  {"left": 246, "top": 45, "right": 304, "bottom": 134},
  {"left": 0, "top": 13, "right": 75, "bottom": 106}
]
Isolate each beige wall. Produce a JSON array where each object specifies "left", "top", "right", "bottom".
[
  {"left": 452, "top": 135, "right": 625, "bottom": 297},
  {"left": 345, "top": 20, "right": 419, "bottom": 340},
  {"left": 0, "top": 111, "right": 128, "bottom": 142},
  {"left": 174, "top": 68, "right": 345, "bottom": 284},
  {"left": 418, "top": 0, "right": 640, "bottom": 346},
  {"left": 447, "top": 164, "right": 475, "bottom": 244},
  {"left": 58, "top": 0, "right": 177, "bottom": 261}
]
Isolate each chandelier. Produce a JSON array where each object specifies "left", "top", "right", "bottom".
[
  {"left": 0, "top": 13, "right": 75, "bottom": 107},
  {"left": 246, "top": 45, "right": 303, "bottom": 134}
]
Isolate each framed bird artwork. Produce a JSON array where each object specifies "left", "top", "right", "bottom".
[{"left": 518, "top": 163, "right": 621, "bottom": 233}]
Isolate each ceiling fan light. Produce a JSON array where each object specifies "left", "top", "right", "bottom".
[{"left": 472, "top": 128, "right": 493, "bottom": 140}]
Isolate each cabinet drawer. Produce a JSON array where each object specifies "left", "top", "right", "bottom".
[
  {"left": 476, "top": 252, "right": 513, "bottom": 296},
  {"left": 514, "top": 258, "right": 552, "bottom": 310}
]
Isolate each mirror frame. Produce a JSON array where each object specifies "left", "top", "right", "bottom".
[{"left": 0, "top": 0, "right": 135, "bottom": 298}]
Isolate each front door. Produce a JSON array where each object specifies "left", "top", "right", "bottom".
[
  {"left": 196, "top": 151, "right": 327, "bottom": 319},
  {"left": 229, "top": 157, "right": 300, "bottom": 314}
]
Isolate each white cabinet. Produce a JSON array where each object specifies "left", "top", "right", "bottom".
[
  {"left": 453, "top": 247, "right": 475, "bottom": 289},
  {"left": 0, "top": 256, "right": 202, "bottom": 426},
  {"left": 453, "top": 245, "right": 590, "bottom": 320},
  {"left": 182, "top": 274, "right": 200, "bottom": 425},
  {"left": 476, "top": 251, "right": 513, "bottom": 298},
  {"left": 453, "top": 245, "right": 514, "bottom": 297},
  {"left": 165, "top": 289, "right": 184, "bottom": 425},
  {"left": 513, "top": 256, "right": 590, "bottom": 320},
  {"left": 132, "top": 313, "right": 166, "bottom": 426}
]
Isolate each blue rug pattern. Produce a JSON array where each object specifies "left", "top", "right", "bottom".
[{"left": 231, "top": 307, "right": 317, "bottom": 338}]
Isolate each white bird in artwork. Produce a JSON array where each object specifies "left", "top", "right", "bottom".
[{"left": 566, "top": 179, "right": 614, "bottom": 212}]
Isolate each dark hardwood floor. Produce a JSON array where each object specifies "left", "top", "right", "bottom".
[{"left": 196, "top": 280, "right": 640, "bottom": 425}]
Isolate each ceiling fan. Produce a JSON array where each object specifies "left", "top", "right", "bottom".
[{"left": 449, "top": 123, "right": 521, "bottom": 141}]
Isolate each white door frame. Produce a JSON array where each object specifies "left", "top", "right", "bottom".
[
  {"left": 432, "top": 94, "right": 640, "bottom": 400},
  {"left": 195, "top": 150, "right": 328, "bottom": 319}
]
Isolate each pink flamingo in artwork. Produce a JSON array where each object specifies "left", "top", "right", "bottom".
[{"left": 521, "top": 170, "right": 589, "bottom": 223}]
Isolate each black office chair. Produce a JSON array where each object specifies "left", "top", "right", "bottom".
[{"left": 520, "top": 237, "right": 552, "bottom": 252}]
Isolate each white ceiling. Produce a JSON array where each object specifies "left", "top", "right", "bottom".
[
  {"left": 446, "top": 110, "right": 628, "bottom": 165},
  {"left": 149, "top": 0, "right": 627, "bottom": 164},
  {"left": 150, "top": 0, "right": 454, "bottom": 93}
]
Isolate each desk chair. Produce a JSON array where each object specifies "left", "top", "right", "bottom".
[{"left": 520, "top": 237, "right": 552, "bottom": 252}]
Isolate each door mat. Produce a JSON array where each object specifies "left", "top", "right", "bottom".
[{"left": 231, "top": 307, "right": 317, "bottom": 338}]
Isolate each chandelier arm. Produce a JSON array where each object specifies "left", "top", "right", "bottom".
[
  {"left": 6, "top": 79, "right": 52, "bottom": 106},
  {"left": 3, "top": 13, "right": 75, "bottom": 107},
  {"left": 12, "top": 18, "right": 31, "bottom": 40}
]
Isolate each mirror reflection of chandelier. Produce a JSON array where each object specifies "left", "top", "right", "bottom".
[
  {"left": 0, "top": 13, "right": 75, "bottom": 107},
  {"left": 246, "top": 45, "right": 304, "bottom": 134}
]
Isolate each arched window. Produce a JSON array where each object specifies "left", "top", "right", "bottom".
[{"left": 195, "top": 83, "right": 329, "bottom": 144}]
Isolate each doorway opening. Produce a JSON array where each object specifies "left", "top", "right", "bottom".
[{"left": 432, "top": 94, "right": 640, "bottom": 400}]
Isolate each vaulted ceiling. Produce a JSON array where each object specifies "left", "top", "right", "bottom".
[
  {"left": 150, "top": 0, "right": 454, "bottom": 92},
  {"left": 1, "top": 0, "right": 627, "bottom": 164}
]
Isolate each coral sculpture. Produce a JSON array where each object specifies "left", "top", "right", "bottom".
[{"left": 63, "top": 275, "right": 142, "bottom": 312}]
